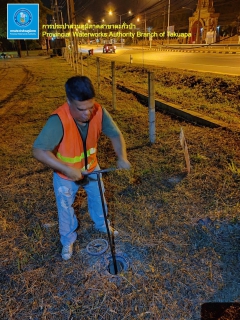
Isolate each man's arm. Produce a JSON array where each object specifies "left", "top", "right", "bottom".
[
  {"left": 32, "top": 115, "right": 86, "bottom": 181},
  {"left": 109, "top": 133, "right": 131, "bottom": 169},
  {"left": 33, "top": 148, "right": 85, "bottom": 181}
]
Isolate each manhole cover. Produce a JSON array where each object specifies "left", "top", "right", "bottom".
[{"left": 86, "top": 239, "right": 109, "bottom": 256}]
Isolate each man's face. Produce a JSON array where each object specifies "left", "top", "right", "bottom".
[{"left": 68, "top": 98, "right": 95, "bottom": 123}]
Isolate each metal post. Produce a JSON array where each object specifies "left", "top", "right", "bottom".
[
  {"left": 96, "top": 174, "right": 118, "bottom": 275},
  {"left": 111, "top": 61, "right": 116, "bottom": 110},
  {"left": 148, "top": 72, "right": 155, "bottom": 143},
  {"left": 86, "top": 55, "right": 89, "bottom": 75}
]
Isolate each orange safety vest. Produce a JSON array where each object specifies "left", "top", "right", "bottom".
[{"left": 52, "top": 102, "right": 103, "bottom": 180}]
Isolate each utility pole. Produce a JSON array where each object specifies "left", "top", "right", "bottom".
[
  {"left": 119, "top": 15, "right": 122, "bottom": 47},
  {"left": 238, "top": 15, "right": 240, "bottom": 44},
  {"left": 163, "top": 7, "right": 166, "bottom": 33},
  {"left": 50, "top": 0, "right": 64, "bottom": 55},
  {"left": 144, "top": 13, "right": 147, "bottom": 45},
  {"left": 68, "top": 0, "right": 78, "bottom": 72},
  {"left": 60, "top": 9, "right": 63, "bottom": 25},
  {"left": 66, "top": 0, "right": 70, "bottom": 25},
  {"left": 167, "top": 0, "right": 170, "bottom": 44},
  {"left": 51, "top": 0, "right": 61, "bottom": 26},
  {"left": 66, "top": 0, "right": 73, "bottom": 66},
  {"left": 238, "top": 15, "right": 240, "bottom": 35},
  {"left": 54, "top": 0, "right": 60, "bottom": 24}
]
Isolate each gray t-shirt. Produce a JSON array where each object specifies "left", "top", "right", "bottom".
[{"left": 33, "top": 107, "right": 120, "bottom": 151}]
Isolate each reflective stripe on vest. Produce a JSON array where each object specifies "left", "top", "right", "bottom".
[{"left": 56, "top": 147, "right": 96, "bottom": 164}]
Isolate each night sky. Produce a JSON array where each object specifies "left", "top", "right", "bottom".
[
  {"left": 42, "top": 0, "right": 153, "bottom": 23},
  {"left": 42, "top": 0, "right": 239, "bottom": 27}
]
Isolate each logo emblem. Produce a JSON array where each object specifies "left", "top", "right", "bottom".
[{"left": 14, "top": 9, "right": 32, "bottom": 27}]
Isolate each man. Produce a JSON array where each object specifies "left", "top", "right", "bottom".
[{"left": 33, "top": 76, "right": 131, "bottom": 260}]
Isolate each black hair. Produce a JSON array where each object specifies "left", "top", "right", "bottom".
[{"left": 65, "top": 76, "right": 95, "bottom": 102}]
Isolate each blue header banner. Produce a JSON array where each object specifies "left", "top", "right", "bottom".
[{"left": 7, "top": 4, "right": 39, "bottom": 40}]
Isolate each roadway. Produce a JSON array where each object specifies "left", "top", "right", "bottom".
[{"left": 80, "top": 45, "right": 240, "bottom": 76}]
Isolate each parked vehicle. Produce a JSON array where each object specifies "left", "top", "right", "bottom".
[{"left": 103, "top": 43, "right": 116, "bottom": 53}]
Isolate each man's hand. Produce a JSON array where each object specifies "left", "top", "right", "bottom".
[
  {"left": 110, "top": 134, "right": 131, "bottom": 170},
  {"left": 64, "top": 167, "right": 88, "bottom": 181},
  {"left": 33, "top": 148, "right": 89, "bottom": 181},
  {"left": 117, "top": 158, "right": 131, "bottom": 170}
]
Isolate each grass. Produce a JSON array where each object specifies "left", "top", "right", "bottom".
[
  {"left": 85, "top": 57, "right": 240, "bottom": 126},
  {"left": 228, "top": 161, "right": 240, "bottom": 176},
  {"left": 0, "top": 52, "right": 240, "bottom": 319}
]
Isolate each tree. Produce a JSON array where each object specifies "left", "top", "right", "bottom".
[{"left": 0, "top": 0, "right": 8, "bottom": 38}]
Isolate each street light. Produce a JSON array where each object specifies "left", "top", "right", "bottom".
[{"left": 109, "top": 10, "right": 132, "bottom": 47}]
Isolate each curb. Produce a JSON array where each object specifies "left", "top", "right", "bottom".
[{"left": 143, "top": 48, "right": 240, "bottom": 54}]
